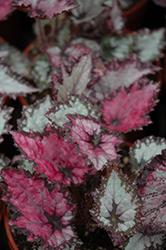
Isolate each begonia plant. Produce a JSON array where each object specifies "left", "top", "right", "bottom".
[{"left": 0, "top": 0, "right": 166, "bottom": 249}]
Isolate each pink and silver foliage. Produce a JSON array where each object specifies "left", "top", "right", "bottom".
[
  {"left": 1, "top": 167, "right": 76, "bottom": 249},
  {"left": 91, "top": 168, "right": 141, "bottom": 245},
  {"left": 68, "top": 115, "right": 121, "bottom": 171},
  {"left": 52, "top": 53, "right": 93, "bottom": 102},
  {"left": 129, "top": 136, "right": 166, "bottom": 172},
  {"left": 102, "top": 80, "right": 159, "bottom": 133},
  {"left": 46, "top": 95, "right": 100, "bottom": 127},
  {"left": 0, "top": 0, "right": 166, "bottom": 249},
  {"left": 46, "top": 43, "right": 93, "bottom": 70},
  {"left": 0, "top": 64, "right": 39, "bottom": 99},
  {"left": 11, "top": 0, "right": 79, "bottom": 18},
  {"left": 94, "top": 56, "right": 158, "bottom": 100},
  {"left": 11, "top": 125, "right": 90, "bottom": 185}
]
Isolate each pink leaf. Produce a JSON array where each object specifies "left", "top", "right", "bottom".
[
  {"left": 11, "top": 127, "right": 89, "bottom": 185},
  {"left": 0, "top": 0, "right": 13, "bottom": 21},
  {"left": 68, "top": 116, "right": 121, "bottom": 171},
  {"left": 1, "top": 168, "right": 76, "bottom": 249},
  {"left": 12, "top": 0, "right": 79, "bottom": 18},
  {"left": 102, "top": 81, "right": 159, "bottom": 133}
]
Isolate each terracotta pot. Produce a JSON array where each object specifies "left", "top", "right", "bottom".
[
  {"left": 3, "top": 204, "right": 19, "bottom": 250},
  {"left": 124, "top": 0, "right": 149, "bottom": 30}
]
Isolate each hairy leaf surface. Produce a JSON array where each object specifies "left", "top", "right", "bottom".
[
  {"left": 69, "top": 116, "right": 121, "bottom": 170},
  {"left": 18, "top": 96, "right": 53, "bottom": 132},
  {"left": 11, "top": 127, "right": 89, "bottom": 185},
  {"left": 1, "top": 168, "right": 76, "bottom": 249},
  {"left": 102, "top": 28, "right": 165, "bottom": 62},
  {"left": 54, "top": 54, "right": 92, "bottom": 101},
  {"left": 91, "top": 169, "right": 141, "bottom": 244},
  {"left": 130, "top": 136, "right": 166, "bottom": 172},
  {"left": 94, "top": 57, "right": 156, "bottom": 100},
  {"left": 0, "top": 43, "right": 31, "bottom": 77},
  {"left": 0, "top": 65, "right": 38, "bottom": 98},
  {"left": 46, "top": 95, "right": 99, "bottom": 127},
  {"left": 102, "top": 81, "right": 159, "bottom": 132}
]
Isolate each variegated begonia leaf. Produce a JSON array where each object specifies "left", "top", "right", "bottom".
[
  {"left": 94, "top": 56, "right": 157, "bottom": 100},
  {"left": 101, "top": 28, "right": 165, "bottom": 63},
  {"left": 31, "top": 54, "right": 57, "bottom": 90},
  {"left": 134, "top": 28, "right": 166, "bottom": 63},
  {"left": 46, "top": 95, "right": 100, "bottom": 127},
  {"left": 101, "top": 34, "right": 134, "bottom": 61},
  {"left": 125, "top": 233, "right": 165, "bottom": 250},
  {"left": 0, "top": 43, "right": 31, "bottom": 77},
  {"left": 105, "top": 0, "right": 124, "bottom": 33},
  {"left": 46, "top": 43, "right": 92, "bottom": 71},
  {"left": 11, "top": 0, "right": 79, "bottom": 19},
  {"left": 1, "top": 167, "right": 76, "bottom": 249},
  {"left": 0, "top": 64, "right": 38, "bottom": 98},
  {"left": 11, "top": 126, "right": 90, "bottom": 185},
  {"left": 71, "top": 38, "right": 101, "bottom": 53},
  {"left": 46, "top": 46, "right": 62, "bottom": 68},
  {"left": 130, "top": 136, "right": 166, "bottom": 172},
  {"left": 102, "top": 81, "right": 159, "bottom": 133},
  {"left": 68, "top": 116, "right": 121, "bottom": 171},
  {"left": 91, "top": 169, "right": 141, "bottom": 245},
  {"left": 54, "top": 54, "right": 92, "bottom": 101},
  {"left": 0, "top": 100, "right": 13, "bottom": 142},
  {"left": 0, "top": 0, "right": 13, "bottom": 21},
  {"left": 71, "top": 0, "right": 105, "bottom": 24},
  {"left": 18, "top": 96, "right": 53, "bottom": 133},
  {"left": 137, "top": 153, "right": 166, "bottom": 235}
]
